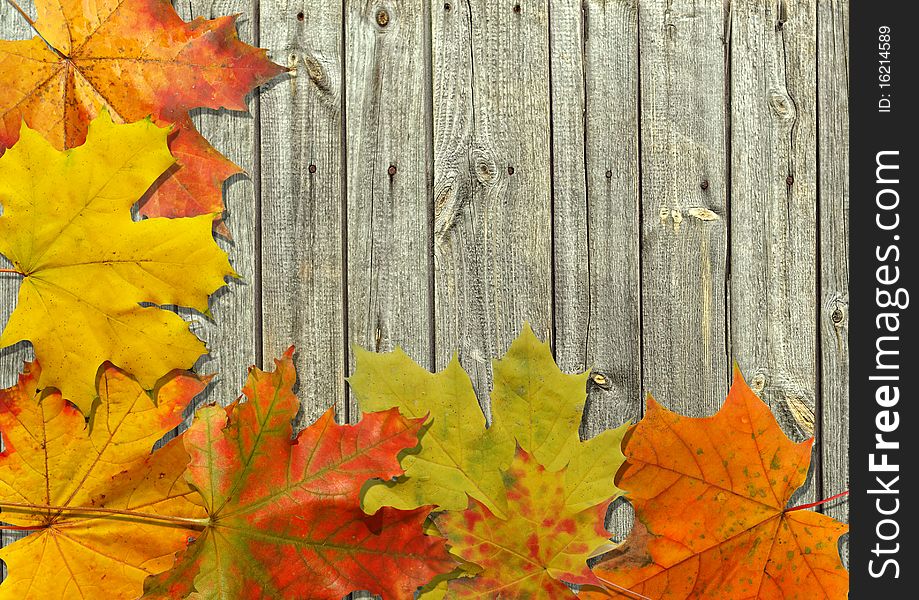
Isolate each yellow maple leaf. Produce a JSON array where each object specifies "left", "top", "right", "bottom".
[{"left": 0, "top": 112, "right": 234, "bottom": 411}]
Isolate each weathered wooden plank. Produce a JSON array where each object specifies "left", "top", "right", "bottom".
[
  {"left": 174, "top": 0, "right": 261, "bottom": 410},
  {"left": 432, "top": 0, "right": 553, "bottom": 412},
  {"left": 550, "top": 0, "right": 640, "bottom": 541},
  {"left": 552, "top": 0, "right": 641, "bottom": 431},
  {"left": 730, "top": 0, "right": 818, "bottom": 502},
  {"left": 260, "top": 0, "right": 346, "bottom": 425},
  {"left": 343, "top": 3, "right": 431, "bottom": 598},
  {"left": 638, "top": 0, "right": 730, "bottom": 413},
  {"left": 817, "top": 0, "right": 849, "bottom": 562},
  {"left": 345, "top": 0, "right": 433, "bottom": 405},
  {"left": 0, "top": 0, "right": 36, "bottom": 572}
]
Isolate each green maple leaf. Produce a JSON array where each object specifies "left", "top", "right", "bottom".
[{"left": 351, "top": 325, "right": 627, "bottom": 517}]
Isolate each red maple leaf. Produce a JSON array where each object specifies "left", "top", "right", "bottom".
[{"left": 144, "top": 349, "right": 456, "bottom": 599}]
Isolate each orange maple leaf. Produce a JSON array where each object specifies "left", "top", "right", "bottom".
[
  {"left": 584, "top": 367, "right": 848, "bottom": 600},
  {"left": 0, "top": 361, "right": 208, "bottom": 600},
  {"left": 0, "top": 0, "right": 285, "bottom": 221}
]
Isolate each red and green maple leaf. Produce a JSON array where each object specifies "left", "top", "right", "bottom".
[
  {"left": 144, "top": 349, "right": 455, "bottom": 599},
  {"left": 351, "top": 325, "right": 628, "bottom": 598},
  {"left": 434, "top": 448, "right": 614, "bottom": 598},
  {"left": 0, "top": 0, "right": 285, "bottom": 222}
]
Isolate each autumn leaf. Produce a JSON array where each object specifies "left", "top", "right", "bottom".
[
  {"left": 583, "top": 367, "right": 848, "bottom": 599},
  {"left": 0, "top": 0, "right": 285, "bottom": 220},
  {"left": 350, "top": 347, "right": 508, "bottom": 517},
  {"left": 143, "top": 349, "right": 455, "bottom": 599},
  {"left": 351, "top": 324, "right": 627, "bottom": 518},
  {"left": 0, "top": 113, "right": 235, "bottom": 411},
  {"left": 350, "top": 324, "right": 627, "bottom": 595},
  {"left": 434, "top": 448, "right": 613, "bottom": 598},
  {"left": 0, "top": 360, "right": 207, "bottom": 600}
]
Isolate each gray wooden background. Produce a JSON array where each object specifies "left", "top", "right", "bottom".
[{"left": 0, "top": 0, "right": 850, "bottom": 584}]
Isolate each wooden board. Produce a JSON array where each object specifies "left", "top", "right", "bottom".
[
  {"left": 345, "top": 0, "right": 434, "bottom": 407},
  {"left": 817, "top": 0, "right": 851, "bottom": 564},
  {"left": 638, "top": 0, "right": 730, "bottom": 414},
  {"left": 431, "top": 0, "right": 553, "bottom": 418},
  {"left": 730, "top": 0, "right": 819, "bottom": 506},
  {"left": 259, "top": 0, "right": 346, "bottom": 426}
]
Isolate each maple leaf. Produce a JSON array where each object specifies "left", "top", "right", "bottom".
[
  {"left": 351, "top": 324, "right": 627, "bottom": 518},
  {"left": 143, "top": 349, "right": 455, "bottom": 600},
  {"left": 0, "top": 360, "right": 207, "bottom": 600},
  {"left": 583, "top": 367, "right": 848, "bottom": 600},
  {"left": 435, "top": 448, "right": 612, "bottom": 598},
  {"left": 0, "top": 0, "right": 285, "bottom": 220},
  {"left": 0, "top": 113, "right": 235, "bottom": 411},
  {"left": 350, "top": 324, "right": 627, "bottom": 595}
]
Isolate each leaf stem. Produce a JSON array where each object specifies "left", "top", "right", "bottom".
[
  {"left": 4, "top": 0, "right": 33, "bottom": 27},
  {"left": 0, "top": 268, "right": 23, "bottom": 275},
  {"left": 592, "top": 575, "right": 652, "bottom": 600},
  {"left": 0, "top": 524, "right": 46, "bottom": 531},
  {"left": 785, "top": 490, "right": 849, "bottom": 513},
  {"left": 0, "top": 501, "right": 210, "bottom": 529}
]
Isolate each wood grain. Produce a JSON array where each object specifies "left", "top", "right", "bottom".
[
  {"left": 432, "top": 0, "right": 553, "bottom": 418},
  {"left": 344, "top": 0, "right": 433, "bottom": 407},
  {"left": 638, "top": 0, "right": 730, "bottom": 414},
  {"left": 552, "top": 0, "right": 641, "bottom": 431},
  {"left": 817, "top": 0, "right": 850, "bottom": 564},
  {"left": 259, "top": 0, "right": 346, "bottom": 426}
]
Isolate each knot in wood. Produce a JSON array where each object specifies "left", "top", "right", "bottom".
[
  {"left": 831, "top": 306, "right": 845, "bottom": 326},
  {"left": 700, "top": 179, "right": 709, "bottom": 190},
  {"left": 768, "top": 90, "right": 796, "bottom": 121},
  {"left": 376, "top": 9, "right": 390, "bottom": 27},
  {"left": 470, "top": 147, "right": 497, "bottom": 185},
  {"left": 303, "top": 54, "right": 330, "bottom": 93},
  {"left": 589, "top": 371, "right": 612, "bottom": 391}
]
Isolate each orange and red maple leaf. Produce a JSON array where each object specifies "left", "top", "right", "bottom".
[
  {"left": 0, "top": 0, "right": 285, "bottom": 221},
  {"left": 584, "top": 368, "right": 848, "bottom": 600}
]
